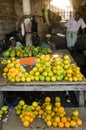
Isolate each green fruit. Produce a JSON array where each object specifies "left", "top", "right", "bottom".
[
  {"left": 1, "top": 106, "right": 8, "bottom": 111},
  {"left": 2, "top": 50, "right": 10, "bottom": 58},
  {"left": 0, "top": 110, "right": 3, "bottom": 115},
  {"left": 0, "top": 114, "right": 2, "bottom": 118},
  {"left": 45, "top": 76, "right": 50, "bottom": 82},
  {"left": 39, "top": 75, "right": 45, "bottom": 81},
  {"left": 56, "top": 75, "right": 63, "bottom": 81},
  {"left": 45, "top": 104, "right": 52, "bottom": 111},
  {"left": 19, "top": 100, "right": 25, "bottom": 106},
  {"left": 71, "top": 115, "right": 79, "bottom": 121},
  {"left": 55, "top": 96, "right": 61, "bottom": 102},
  {"left": 72, "top": 109, "right": 79, "bottom": 117},
  {"left": 25, "top": 105, "right": 32, "bottom": 111},
  {"left": 16, "top": 109, "right": 21, "bottom": 115}
]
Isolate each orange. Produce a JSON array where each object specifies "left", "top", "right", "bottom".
[
  {"left": 46, "top": 120, "right": 52, "bottom": 127},
  {"left": 76, "top": 119, "right": 82, "bottom": 126},
  {"left": 65, "top": 121, "right": 70, "bottom": 128},
  {"left": 61, "top": 116, "right": 67, "bottom": 123},
  {"left": 29, "top": 117, "right": 34, "bottom": 123},
  {"left": 21, "top": 76, "right": 26, "bottom": 82},
  {"left": 45, "top": 97, "right": 51, "bottom": 103},
  {"left": 46, "top": 115, "right": 52, "bottom": 121},
  {"left": 32, "top": 101, "right": 38, "bottom": 108},
  {"left": 36, "top": 105, "right": 41, "bottom": 111},
  {"left": 58, "top": 121, "right": 64, "bottom": 128},
  {"left": 3, "top": 67, "right": 8, "bottom": 73},
  {"left": 2, "top": 72, "right": 7, "bottom": 77},
  {"left": 54, "top": 116, "right": 60, "bottom": 123},
  {"left": 25, "top": 111, "right": 31, "bottom": 116},
  {"left": 70, "top": 120, "right": 76, "bottom": 127},
  {"left": 23, "top": 121, "right": 30, "bottom": 127},
  {"left": 55, "top": 102, "right": 61, "bottom": 108},
  {"left": 34, "top": 111, "right": 38, "bottom": 116},
  {"left": 52, "top": 121, "right": 57, "bottom": 127},
  {"left": 58, "top": 106, "right": 65, "bottom": 112},
  {"left": 19, "top": 114, "right": 23, "bottom": 119},
  {"left": 23, "top": 116, "right": 30, "bottom": 121},
  {"left": 51, "top": 111, "right": 55, "bottom": 117},
  {"left": 51, "top": 76, "right": 56, "bottom": 82},
  {"left": 21, "top": 117, "right": 25, "bottom": 122},
  {"left": 39, "top": 109, "right": 44, "bottom": 116},
  {"left": 30, "top": 75, "right": 35, "bottom": 80},
  {"left": 35, "top": 72, "right": 40, "bottom": 76},
  {"left": 19, "top": 100, "right": 25, "bottom": 106}
]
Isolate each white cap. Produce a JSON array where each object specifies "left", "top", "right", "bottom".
[
  {"left": 45, "top": 34, "right": 51, "bottom": 38},
  {"left": 9, "top": 37, "right": 15, "bottom": 41}
]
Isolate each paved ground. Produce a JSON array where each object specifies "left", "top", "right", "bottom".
[{"left": 2, "top": 108, "right": 86, "bottom": 130}]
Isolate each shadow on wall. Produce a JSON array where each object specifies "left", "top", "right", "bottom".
[{"left": 52, "top": 35, "right": 86, "bottom": 50}]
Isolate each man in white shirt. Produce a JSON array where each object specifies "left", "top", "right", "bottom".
[{"left": 65, "top": 12, "right": 86, "bottom": 50}]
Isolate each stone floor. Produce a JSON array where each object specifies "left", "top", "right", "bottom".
[{"left": 2, "top": 108, "right": 86, "bottom": 130}]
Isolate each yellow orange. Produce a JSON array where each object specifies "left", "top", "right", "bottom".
[
  {"left": 46, "top": 120, "right": 52, "bottom": 127},
  {"left": 61, "top": 116, "right": 67, "bottom": 123},
  {"left": 54, "top": 116, "right": 60, "bottom": 123},
  {"left": 65, "top": 121, "right": 70, "bottom": 128},
  {"left": 70, "top": 120, "right": 76, "bottom": 127},
  {"left": 3, "top": 67, "right": 8, "bottom": 73},
  {"left": 55, "top": 102, "right": 61, "bottom": 108},
  {"left": 23, "top": 121, "right": 30, "bottom": 127},
  {"left": 52, "top": 121, "right": 57, "bottom": 127},
  {"left": 58, "top": 121, "right": 64, "bottom": 128},
  {"left": 76, "top": 119, "right": 82, "bottom": 126},
  {"left": 23, "top": 116, "right": 30, "bottom": 121}
]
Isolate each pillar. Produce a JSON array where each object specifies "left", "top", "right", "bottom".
[{"left": 22, "top": 0, "right": 32, "bottom": 46}]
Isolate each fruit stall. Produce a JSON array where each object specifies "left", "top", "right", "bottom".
[{"left": 0, "top": 48, "right": 86, "bottom": 130}]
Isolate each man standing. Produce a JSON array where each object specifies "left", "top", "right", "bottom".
[{"left": 65, "top": 12, "right": 86, "bottom": 50}]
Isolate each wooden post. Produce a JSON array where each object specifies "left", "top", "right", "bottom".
[{"left": 22, "top": 0, "right": 32, "bottom": 46}]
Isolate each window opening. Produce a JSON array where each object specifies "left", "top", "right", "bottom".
[{"left": 49, "top": 0, "right": 73, "bottom": 22}]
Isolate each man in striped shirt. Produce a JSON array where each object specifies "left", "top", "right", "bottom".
[{"left": 65, "top": 12, "right": 86, "bottom": 50}]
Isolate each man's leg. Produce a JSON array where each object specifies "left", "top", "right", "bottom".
[
  {"left": 71, "top": 32, "right": 77, "bottom": 47},
  {"left": 66, "top": 31, "right": 72, "bottom": 47}
]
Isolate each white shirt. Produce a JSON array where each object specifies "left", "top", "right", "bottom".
[{"left": 65, "top": 18, "right": 86, "bottom": 32}]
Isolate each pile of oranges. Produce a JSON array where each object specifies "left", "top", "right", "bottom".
[
  {"left": 1, "top": 54, "right": 84, "bottom": 82},
  {"left": 15, "top": 97, "right": 83, "bottom": 128},
  {"left": 1, "top": 58, "right": 31, "bottom": 83}
]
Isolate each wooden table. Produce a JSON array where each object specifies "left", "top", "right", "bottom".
[{"left": 0, "top": 49, "right": 86, "bottom": 107}]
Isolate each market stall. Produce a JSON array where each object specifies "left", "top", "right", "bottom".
[
  {"left": 0, "top": 49, "right": 86, "bottom": 107},
  {"left": 0, "top": 49, "right": 86, "bottom": 130}
]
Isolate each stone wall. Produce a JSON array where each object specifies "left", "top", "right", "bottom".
[
  {"left": 0, "top": 0, "right": 17, "bottom": 42},
  {"left": 0, "top": 0, "right": 23, "bottom": 44},
  {"left": 0, "top": 0, "right": 48, "bottom": 44}
]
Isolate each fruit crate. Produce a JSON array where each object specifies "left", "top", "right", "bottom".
[{"left": 2, "top": 108, "right": 86, "bottom": 130}]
